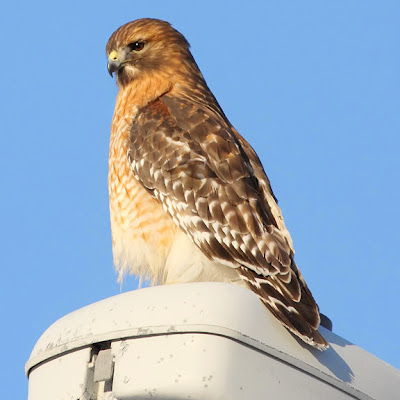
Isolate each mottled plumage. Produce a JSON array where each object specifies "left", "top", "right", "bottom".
[{"left": 106, "top": 18, "right": 328, "bottom": 350}]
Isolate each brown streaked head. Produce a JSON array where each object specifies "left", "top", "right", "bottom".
[{"left": 106, "top": 18, "right": 197, "bottom": 87}]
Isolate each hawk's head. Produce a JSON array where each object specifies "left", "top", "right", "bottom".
[{"left": 106, "top": 18, "right": 196, "bottom": 88}]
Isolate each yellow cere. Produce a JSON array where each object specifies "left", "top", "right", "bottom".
[{"left": 109, "top": 51, "right": 119, "bottom": 61}]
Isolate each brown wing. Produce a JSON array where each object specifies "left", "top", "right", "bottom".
[{"left": 127, "top": 94, "right": 328, "bottom": 349}]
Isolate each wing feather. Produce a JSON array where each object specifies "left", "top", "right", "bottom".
[{"left": 127, "top": 94, "right": 328, "bottom": 349}]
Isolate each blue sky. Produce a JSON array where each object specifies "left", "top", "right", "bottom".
[{"left": 1, "top": 1, "right": 399, "bottom": 397}]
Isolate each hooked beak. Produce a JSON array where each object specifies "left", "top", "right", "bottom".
[
  {"left": 107, "top": 50, "right": 122, "bottom": 77},
  {"left": 107, "top": 60, "right": 121, "bottom": 77}
]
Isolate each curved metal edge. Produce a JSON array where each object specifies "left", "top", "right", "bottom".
[{"left": 25, "top": 323, "right": 372, "bottom": 400}]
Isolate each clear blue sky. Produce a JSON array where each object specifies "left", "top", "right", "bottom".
[{"left": 1, "top": 1, "right": 399, "bottom": 397}]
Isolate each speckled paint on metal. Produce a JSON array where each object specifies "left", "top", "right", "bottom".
[{"left": 26, "top": 283, "right": 400, "bottom": 400}]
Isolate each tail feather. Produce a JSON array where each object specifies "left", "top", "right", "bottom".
[{"left": 239, "top": 264, "right": 329, "bottom": 351}]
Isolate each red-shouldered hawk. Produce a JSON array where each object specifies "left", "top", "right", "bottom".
[{"left": 106, "top": 18, "right": 328, "bottom": 350}]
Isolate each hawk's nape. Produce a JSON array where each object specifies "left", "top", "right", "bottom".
[{"left": 106, "top": 18, "right": 328, "bottom": 350}]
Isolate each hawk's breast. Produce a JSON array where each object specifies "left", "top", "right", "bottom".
[{"left": 108, "top": 101, "right": 179, "bottom": 283}]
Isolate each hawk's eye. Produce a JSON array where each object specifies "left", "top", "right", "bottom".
[{"left": 129, "top": 41, "right": 145, "bottom": 52}]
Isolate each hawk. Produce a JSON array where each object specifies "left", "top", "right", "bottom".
[{"left": 106, "top": 18, "right": 328, "bottom": 350}]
